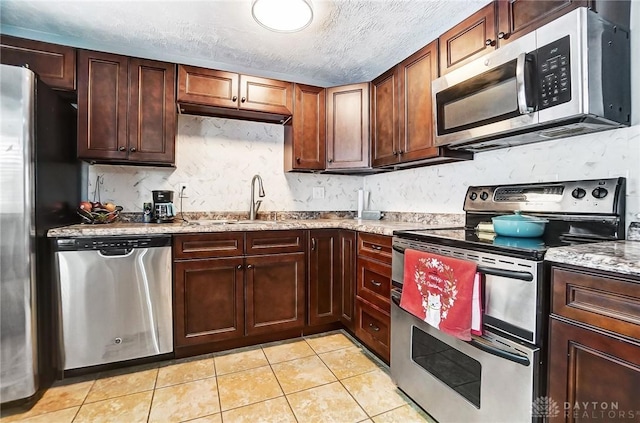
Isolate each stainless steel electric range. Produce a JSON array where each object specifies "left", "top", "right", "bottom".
[{"left": 390, "top": 177, "right": 625, "bottom": 423}]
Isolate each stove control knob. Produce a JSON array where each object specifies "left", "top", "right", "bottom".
[
  {"left": 571, "top": 188, "right": 586, "bottom": 199},
  {"left": 480, "top": 191, "right": 489, "bottom": 201},
  {"left": 592, "top": 187, "right": 608, "bottom": 199},
  {"left": 469, "top": 192, "right": 478, "bottom": 200}
]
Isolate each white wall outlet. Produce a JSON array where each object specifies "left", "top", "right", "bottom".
[
  {"left": 313, "top": 187, "right": 325, "bottom": 199},
  {"left": 179, "top": 183, "right": 188, "bottom": 198}
]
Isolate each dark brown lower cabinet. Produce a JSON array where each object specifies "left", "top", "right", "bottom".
[
  {"left": 355, "top": 297, "right": 390, "bottom": 362},
  {"left": 339, "top": 231, "right": 357, "bottom": 331},
  {"left": 308, "top": 230, "right": 340, "bottom": 326},
  {"left": 547, "top": 317, "right": 640, "bottom": 422},
  {"left": 173, "top": 257, "right": 244, "bottom": 346},
  {"left": 246, "top": 253, "right": 306, "bottom": 335}
]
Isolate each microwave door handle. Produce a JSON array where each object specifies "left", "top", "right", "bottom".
[{"left": 516, "top": 53, "right": 533, "bottom": 115}]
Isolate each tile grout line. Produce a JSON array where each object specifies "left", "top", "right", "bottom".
[
  {"left": 145, "top": 368, "right": 160, "bottom": 423},
  {"left": 261, "top": 344, "right": 300, "bottom": 423},
  {"left": 212, "top": 357, "right": 223, "bottom": 422}
]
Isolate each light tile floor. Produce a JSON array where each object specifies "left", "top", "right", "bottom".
[{"left": 1, "top": 331, "right": 435, "bottom": 423}]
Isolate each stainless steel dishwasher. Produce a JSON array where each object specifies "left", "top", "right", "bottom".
[{"left": 54, "top": 235, "right": 173, "bottom": 370}]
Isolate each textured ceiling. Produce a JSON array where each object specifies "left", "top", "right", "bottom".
[{"left": 0, "top": 0, "right": 488, "bottom": 87}]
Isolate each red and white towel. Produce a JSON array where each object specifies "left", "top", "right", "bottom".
[{"left": 400, "top": 249, "right": 482, "bottom": 341}]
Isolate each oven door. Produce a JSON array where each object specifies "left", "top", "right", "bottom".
[
  {"left": 432, "top": 30, "right": 538, "bottom": 148},
  {"left": 391, "top": 293, "right": 539, "bottom": 423}
]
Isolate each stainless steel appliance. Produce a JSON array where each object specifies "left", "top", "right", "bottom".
[
  {"left": 391, "top": 177, "right": 625, "bottom": 423},
  {"left": 1, "top": 65, "right": 81, "bottom": 405},
  {"left": 54, "top": 236, "right": 173, "bottom": 370},
  {"left": 152, "top": 190, "right": 176, "bottom": 223},
  {"left": 432, "top": 8, "right": 631, "bottom": 152}
]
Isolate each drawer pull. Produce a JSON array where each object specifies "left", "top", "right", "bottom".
[
  {"left": 371, "top": 279, "right": 382, "bottom": 287},
  {"left": 370, "top": 244, "right": 382, "bottom": 251},
  {"left": 368, "top": 323, "right": 380, "bottom": 332}
]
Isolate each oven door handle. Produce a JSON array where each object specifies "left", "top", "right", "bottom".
[
  {"left": 469, "top": 338, "right": 530, "bottom": 366},
  {"left": 392, "top": 245, "right": 405, "bottom": 253},
  {"left": 476, "top": 266, "right": 533, "bottom": 281}
]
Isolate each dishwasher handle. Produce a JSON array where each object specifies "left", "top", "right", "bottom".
[{"left": 99, "top": 248, "right": 134, "bottom": 256}]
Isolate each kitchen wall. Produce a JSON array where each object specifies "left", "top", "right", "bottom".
[
  {"left": 91, "top": 3, "right": 640, "bottom": 227},
  {"left": 364, "top": 3, "right": 640, "bottom": 228},
  {"left": 88, "top": 116, "right": 363, "bottom": 213}
]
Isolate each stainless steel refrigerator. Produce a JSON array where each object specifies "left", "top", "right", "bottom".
[{"left": 0, "top": 64, "right": 81, "bottom": 405}]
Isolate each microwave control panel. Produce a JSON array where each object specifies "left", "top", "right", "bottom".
[{"left": 537, "top": 35, "right": 571, "bottom": 110}]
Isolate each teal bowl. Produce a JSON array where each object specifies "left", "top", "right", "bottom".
[{"left": 491, "top": 211, "right": 548, "bottom": 238}]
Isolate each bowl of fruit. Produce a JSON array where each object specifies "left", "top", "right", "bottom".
[{"left": 77, "top": 201, "right": 123, "bottom": 224}]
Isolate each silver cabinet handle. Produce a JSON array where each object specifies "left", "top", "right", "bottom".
[
  {"left": 368, "top": 323, "right": 380, "bottom": 332},
  {"left": 516, "top": 52, "right": 533, "bottom": 114},
  {"left": 371, "top": 280, "right": 382, "bottom": 287},
  {"left": 232, "top": 95, "right": 238, "bottom": 101},
  {"left": 237, "top": 264, "right": 242, "bottom": 270},
  {"left": 311, "top": 238, "right": 316, "bottom": 251},
  {"left": 247, "top": 264, "right": 253, "bottom": 269},
  {"left": 371, "top": 244, "right": 382, "bottom": 251}
]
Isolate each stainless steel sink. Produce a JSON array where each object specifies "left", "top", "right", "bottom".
[{"left": 188, "top": 219, "right": 280, "bottom": 226}]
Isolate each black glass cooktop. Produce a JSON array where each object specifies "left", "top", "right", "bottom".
[{"left": 393, "top": 227, "right": 596, "bottom": 261}]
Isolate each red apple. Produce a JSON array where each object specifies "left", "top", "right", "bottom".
[{"left": 79, "top": 201, "right": 92, "bottom": 211}]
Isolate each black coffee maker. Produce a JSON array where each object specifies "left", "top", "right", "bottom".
[{"left": 152, "top": 190, "right": 176, "bottom": 223}]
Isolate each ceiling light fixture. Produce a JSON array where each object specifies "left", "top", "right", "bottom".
[{"left": 252, "top": 0, "right": 313, "bottom": 33}]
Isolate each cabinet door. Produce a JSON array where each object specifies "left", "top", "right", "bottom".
[
  {"left": 174, "top": 257, "right": 245, "bottom": 346},
  {"left": 177, "top": 65, "right": 239, "bottom": 108},
  {"left": 371, "top": 67, "right": 399, "bottom": 168},
  {"left": 308, "top": 230, "right": 340, "bottom": 326},
  {"left": 339, "top": 231, "right": 357, "bottom": 331},
  {"left": 547, "top": 317, "right": 640, "bottom": 422},
  {"left": 77, "top": 50, "right": 129, "bottom": 161},
  {"left": 0, "top": 35, "right": 76, "bottom": 91},
  {"left": 239, "top": 75, "right": 293, "bottom": 115},
  {"left": 398, "top": 41, "right": 439, "bottom": 163},
  {"left": 128, "top": 58, "right": 176, "bottom": 164},
  {"left": 246, "top": 253, "right": 305, "bottom": 335},
  {"left": 496, "top": 0, "right": 587, "bottom": 46},
  {"left": 439, "top": 2, "right": 497, "bottom": 75},
  {"left": 284, "top": 84, "right": 326, "bottom": 171},
  {"left": 326, "top": 83, "right": 370, "bottom": 169}
]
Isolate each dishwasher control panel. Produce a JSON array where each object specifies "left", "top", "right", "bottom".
[{"left": 55, "top": 236, "right": 171, "bottom": 251}]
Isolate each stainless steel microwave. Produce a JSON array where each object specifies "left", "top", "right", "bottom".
[{"left": 432, "top": 8, "right": 630, "bottom": 152}]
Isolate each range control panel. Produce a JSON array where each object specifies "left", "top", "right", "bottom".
[
  {"left": 464, "top": 178, "right": 625, "bottom": 215},
  {"left": 537, "top": 35, "right": 571, "bottom": 110},
  {"left": 55, "top": 236, "right": 171, "bottom": 251}
]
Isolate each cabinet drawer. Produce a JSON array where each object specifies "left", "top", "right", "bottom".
[
  {"left": 357, "top": 257, "right": 391, "bottom": 313},
  {"left": 357, "top": 233, "right": 392, "bottom": 264},
  {"left": 174, "top": 233, "right": 244, "bottom": 259},
  {"left": 246, "top": 230, "right": 305, "bottom": 255},
  {"left": 355, "top": 297, "right": 390, "bottom": 363},
  {"left": 551, "top": 267, "right": 640, "bottom": 340}
]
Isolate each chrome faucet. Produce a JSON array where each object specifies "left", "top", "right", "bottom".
[{"left": 249, "top": 174, "right": 265, "bottom": 220}]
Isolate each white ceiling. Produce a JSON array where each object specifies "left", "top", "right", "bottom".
[{"left": 0, "top": 0, "right": 488, "bottom": 87}]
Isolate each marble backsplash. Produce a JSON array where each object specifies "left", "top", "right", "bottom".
[
  {"left": 88, "top": 115, "right": 363, "bottom": 213},
  {"left": 364, "top": 126, "right": 640, "bottom": 230}
]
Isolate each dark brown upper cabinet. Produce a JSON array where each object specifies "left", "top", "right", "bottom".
[
  {"left": 77, "top": 50, "right": 176, "bottom": 165},
  {"left": 496, "top": 0, "right": 587, "bottom": 46},
  {"left": 326, "top": 83, "right": 370, "bottom": 171},
  {"left": 284, "top": 84, "right": 326, "bottom": 172},
  {"left": 177, "top": 64, "right": 293, "bottom": 124},
  {"left": 0, "top": 35, "right": 76, "bottom": 91},
  {"left": 439, "top": 2, "right": 497, "bottom": 75},
  {"left": 372, "top": 41, "right": 473, "bottom": 169},
  {"left": 371, "top": 67, "right": 399, "bottom": 168},
  {"left": 441, "top": 1, "right": 630, "bottom": 75}
]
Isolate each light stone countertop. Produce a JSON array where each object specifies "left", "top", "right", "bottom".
[
  {"left": 546, "top": 241, "right": 640, "bottom": 278},
  {"left": 47, "top": 218, "right": 460, "bottom": 238}
]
